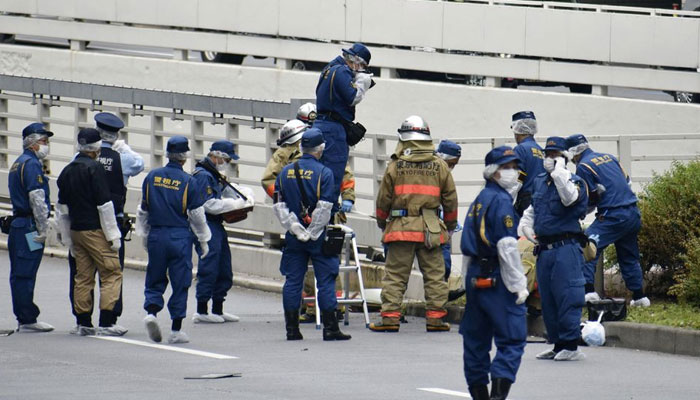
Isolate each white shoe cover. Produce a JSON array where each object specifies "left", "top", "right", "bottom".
[
  {"left": 630, "top": 297, "right": 651, "bottom": 307},
  {"left": 536, "top": 349, "right": 557, "bottom": 360},
  {"left": 216, "top": 312, "right": 240, "bottom": 322},
  {"left": 143, "top": 314, "right": 162, "bottom": 343},
  {"left": 18, "top": 321, "right": 54, "bottom": 333},
  {"left": 192, "top": 313, "right": 225, "bottom": 324},
  {"left": 168, "top": 331, "right": 190, "bottom": 344},
  {"left": 554, "top": 349, "right": 586, "bottom": 361},
  {"left": 584, "top": 292, "right": 601, "bottom": 303},
  {"left": 98, "top": 325, "right": 128, "bottom": 336}
]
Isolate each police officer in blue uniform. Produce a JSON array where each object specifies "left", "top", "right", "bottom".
[
  {"left": 511, "top": 111, "right": 545, "bottom": 216},
  {"left": 273, "top": 129, "right": 350, "bottom": 342},
  {"left": 314, "top": 43, "right": 373, "bottom": 214},
  {"left": 191, "top": 140, "right": 253, "bottom": 324},
  {"left": 135, "top": 136, "right": 211, "bottom": 344},
  {"left": 66, "top": 112, "right": 145, "bottom": 332},
  {"left": 566, "top": 134, "right": 650, "bottom": 307},
  {"left": 7, "top": 123, "right": 54, "bottom": 332},
  {"left": 519, "top": 137, "right": 588, "bottom": 361},
  {"left": 460, "top": 146, "right": 529, "bottom": 400}
]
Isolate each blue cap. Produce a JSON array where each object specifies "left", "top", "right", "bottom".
[
  {"left": 210, "top": 140, "right": 239, "bottom": 160},
  {"left": 437, "top": 140, "right": 462, "bottom": 158},
  {"left": 544, "top": 136, "right": 568, "bottom": 152},
  {"left": 485, "top": 146, "right": 519, "bottom": 166},
  {"left": 22, "top": 122, "right": 54, "bottom": 138},
  {"left": 94, "top": 112, "right": 124, "bottom": 132},
  {"left": 77, "top": 128, "right": 101, "bottom": 145},
  {"left": 166, "top": 136, "right": 190, "bottom": 153},
  {"left": 342, "top": 43, "right": 371, "bottom": 65},
  {"left": 301, "top": 128, "right": 325, "bottom": 149},
  {"left": 566, "top": 134, "right": 588, "bottom": 149},
  {"left": 512, "top": 111, "right": 536, "bottom": 122}
]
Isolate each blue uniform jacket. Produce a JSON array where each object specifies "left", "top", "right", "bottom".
[
  {"left": 575, "top": 148, "right": 637, "bottom": 211},
  {"left": 275, "top": 154, "right": 335, "bottom": 224},
  {"left": 315, "top": 56, "right": 358, "bottom": 122},
  {"left": 141, "top": 161, "right": 205, "bottom": 228},
  {"left": 531, "top": 172, "right": 589, "bottom": 236},
  {"left": 514, "top": 136, "right": 545, "bottom": 195},
  {"left": 192, "top": 159, "right": 223, "bottom": 219},
  {"left": 461, "top": 181, "right": 519, "bottom": 259},
  {"left": 8, "top": 149, "right": 50, "bottom": 216}
]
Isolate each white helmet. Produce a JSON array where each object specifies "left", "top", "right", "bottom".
[
  {"left": 397, "top": 115, "right": 431, "bottom": 141},
  {"left": 278, "top": 119, "right": 308, "bottom": 146},
  {"left": 296, "top": 103, "right": 317, "bottom": 126}
]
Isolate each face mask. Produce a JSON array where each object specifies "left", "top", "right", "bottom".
[
  {"left": 216, "top": 162, "right": 227, "bottom": 173},
  {"left": 35, "top": 144, "right": 49, "bottom": 159},
  {"left": 543, "top": 157, "right": 555, "bottom": 172},
  {"left": 496, "top": 168, "right": 522, "bottom": 199}
]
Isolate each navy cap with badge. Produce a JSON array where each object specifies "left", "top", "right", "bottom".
[
  {"left": 565, "top": 134, "right": 588, "bottom": 148},
  {"left": 342, "top": 43, "right": 371, "bottom": 65},
  {"left": 437, "top": 140, "right": 462, "bottom": 159},
  {"left": 210, "top": 140, "right": 239, "bottom": 160},
  {"left": 166, "top": 136, "right": 190, "bottom": 153},
  {"left": 77, "top": 128, "right": 101, "bottom": 145},
  {"left": 94, "top": 112, "right": 125, "bottom": 132},
  {"left": 544, "top": 136, "right": 568, "bottom": 152},
  {"left": 512, "top": 111, "right": 536, "bottom": 122},
  {"left": 22, "top": 122, "right": 54, "bottom": 138},
  {"left": 485, "top": 145, "right": 519, "bottom": 166},
  {"left": 301, "top": 128, "right": 325, "bottom": 149}
]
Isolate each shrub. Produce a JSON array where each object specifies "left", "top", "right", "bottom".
[{"left": 669, "top": 236, "right": 700, "bottom": 307}]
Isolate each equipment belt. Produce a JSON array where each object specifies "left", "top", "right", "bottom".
[
  {"left": 537, "top": 238, "right": 579, "bottom": 251},
  {"left": 12, "top": 211, "right": 32, "bottom": 218}
]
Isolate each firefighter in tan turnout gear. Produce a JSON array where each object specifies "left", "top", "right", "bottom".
[{"left": 370, "top": 116, "right": 459, "bottom": 333}]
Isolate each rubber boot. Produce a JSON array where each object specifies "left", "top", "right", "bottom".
[
  {"left": 469, "top": 384, "right": 490, "bottom": 400},
  {"left": 426, "top": 317, "right": 451, "bottom": 332},
  {"left": 322, "top": 310, "right": 351, "bottom": 341},
  {"left": 490, "top": 378, "right": 512, "bottom": 400},
  {"left": 284, "top": 310, "right": 303, "bottom": 341}
]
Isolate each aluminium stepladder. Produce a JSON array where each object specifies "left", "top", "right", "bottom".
[{"left": 304, "top": 224, "right": 371, "bottom": 329}]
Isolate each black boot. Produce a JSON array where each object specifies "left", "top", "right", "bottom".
[
  {"left": 448, "top": 288, "right": 466, "bottom": 302},
  {"left": 469, "top": 384, "right": 490, "bottom": 400},
  {"left": 490, "top": 378, "right": 512, "bottom": 400},
  {"left": 284, "top": 310, "right": 303, "bottom": 341},
  {"left": 322, "top": 310, "right": 351, "bottom": 341}
]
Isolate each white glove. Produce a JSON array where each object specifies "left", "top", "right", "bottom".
[
  {"left": 290, "top": 222, "right": 310, "bottom": 242},
  {"left": 515, "top": 289, "right": 529, "bottom": 305},
  {"left": 110, "top": 239, "right": 121, "bottom": 252},
  {"left": 142, "top": 236, "right": 148, "bottom": 250},
  {"left": 33, "top": 233, "right": 47, "bottom": 244},
  {"left": 354, "top": 73, "right": 373, "bottom": 91},
  {"left": 554, "top": 156, "right": 567, "bottom": 171},
  {"left": 543, "top": 157, "right": 555, "bottom": 173},
  {"left": 199, "top": 241, "right": 210, "bottom": 259},
  {"left": 522, "top": 226, "right": 538, "bottom": 245},
  {"left": 111, "top": 139, "right": 127, "bottom": 152}
]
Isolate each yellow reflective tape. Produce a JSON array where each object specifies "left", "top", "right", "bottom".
[
  {"left": 182, "top": 181, "right": 189, "bottom": 215},
  {"left": 479, "top": 212, "right": 490, "bottom": 247}
]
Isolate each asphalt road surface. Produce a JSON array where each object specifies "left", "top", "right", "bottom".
[{"left": 1, "top": 250, "right": 699, "bottom": 400}]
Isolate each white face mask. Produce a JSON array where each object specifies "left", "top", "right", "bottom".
[
  {"left": 496, "top": 168, "right": 522, "bottom": 199},
  {"left": 36, "top": 144, "right": 49, "bottom": 159},
  {"left": 543, "top": 157, "right": 555, "bottom": 172},
  {"left": 216, "top": 162, "right": 227, "bottom": 173}
]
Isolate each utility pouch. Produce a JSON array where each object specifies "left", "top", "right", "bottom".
[
  {"left": 587, "top": 298, "right": 627, "bottom": 322},
  {"left": 422, "top": 208, "right": 442, "bottom": 249},
  {"left": 582, "top": 240, "right": 597, "bottom": 262},
  {"left": 0, "top": 215, "right": 13, "bottom": 234},
  {"left": 343, "top": 121, "right": 367, "bottom": 146},
  {"left": 322, "top": 226, "right": 345, "bottom": 256},
  {"left": 119, "top": 216, "right": 133, "bottom": 241}
]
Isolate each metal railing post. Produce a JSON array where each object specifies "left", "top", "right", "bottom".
[
  {"left": 150, "top": 112, "right": 164, "bottom": 169},
  {"left": 372, "top": 136, "right": 387, "bottom": 202},
  {"left": 0, "top": 96, "right": 7, "bottom": 169},
  {"left": 227, "top": 122, "right": 240, "bottom": 178},
  {"left": 618, "top": 136, "right": 632, "bottom": 180}
]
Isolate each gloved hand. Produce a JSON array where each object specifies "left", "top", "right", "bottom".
[
  {"left": 111, "top": 140, "right": 127, "bottom": 153},
  {"left": 515, "top": 289, "right": 529, "bottom": 305},
  {"left": 543, "top": 157, "right": 555, "bottom": 173},
  {"left": 354, "top": 73, "right": 373, "bottom": 91},
  {"left": 522, "top": 226, "right": 538, "bottom": 244},
  {"left": 141, "top": 236, "right": 148, "bottom": 250},
  {"left": 340, "top": 200, "right": 353, "bottom": 213},
  {"left": 199, "top": 241, "right": 209, "bottom": 258},
  {"left": 290, "top": 222, "right": 310, "bottom": 242},
  {"left": 454, "top": 223, "right": 463, "bottom": 232},
  {"left": 33, "top": 233, "right": 47, "bottom": 244},
  {"left": 554, "top": 156, "right": 567, "bottom": 171},
  {"left": 110, "top": 239, "right": 121, "bottom": 252}
]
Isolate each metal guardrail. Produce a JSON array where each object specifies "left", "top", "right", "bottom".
[{"left": 1, "top": 0, "right": 700, "bottom": 93}]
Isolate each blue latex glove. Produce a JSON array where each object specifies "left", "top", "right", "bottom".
[
  {"left": 340, "top": 200, "right": 353, "bottom": 213},
  {"left": 454, "top": 223, "right": 463, "bottom": 232}
]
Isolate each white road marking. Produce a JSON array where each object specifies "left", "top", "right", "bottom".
[
  {"left": 417, "top": 388, "right": 471, "bottom": 398},
  {"left": 91, "top": 336, "right": 238, "bottom": 359}
]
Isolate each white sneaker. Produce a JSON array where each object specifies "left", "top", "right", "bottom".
[
  {"left": 17, "top": 321, "right": 54, "bottom": 333},
  {"left": 168, "top": 330, "right": 190, "bottom": 344},
  {"left": 554, "top": 349, "right": 586, "bottom": 361},
  {"left": 216, "top": 312, "right": 240, "bottom": 322},
  {"left": 98, "top": 325, "right": 128, "bottom": 336},
  {"left": 143, "top": 314, "right": 162, "bottom": 343},
  {"left": 584, "top": 292, "right": 601, "bottom": 303},
  {"left": 630, "top": 297, "right": 651, "bottom": 307},
  {"left": 536, "top": 349, "right": 557, "bottom": 360},
  {"left": 70, "top": 325, "right": 96, "bottom": 336},
  {"left": 192, "top": 313, "right": 225, "bottom": 324}
]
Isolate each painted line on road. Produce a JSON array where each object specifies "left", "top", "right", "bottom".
[
  {"left": 91, "top": 336, "right": 238, "bottom": 359},
  {"left": 417, "top": 388, "right": 471, "bottom": 398}
]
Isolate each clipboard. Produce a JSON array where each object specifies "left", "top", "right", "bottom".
[{"left": 25, "top": 231, "right": 44, "bottom": 251}]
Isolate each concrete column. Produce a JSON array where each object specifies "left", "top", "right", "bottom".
[
  {"left": 380, "top": 67, "right": 397, "bottom": 79},
  {"left": 276, "top": 58, "right": 292, "bottom": 70},
  {"left": 74, "top": 104, "right": 88, "bottom": 154},
  {"left": 226, "top": 121, "right": 240, "bottom": 178},
  {"left": 37, "top": 100, "right": 51, "bottom": 175},
  {"left": 150, "top": 113, "right": 163, "bottom": 169},
  {"left": 592, "top": 85, "right": 609, "bottom": 96},
  {"left": 173, "top": 49, "right": 189, "bottom": 61},
  {"left": 484, "top": 76, "right": 501, "bottom": 87},
  {"left": 70, "top": 40, "right": 87, "bottom": 51},
  {"left": 0, "top": 97, "right": 7, "bottom": 168},
  {"left": 372, "top": 136, "right": 387, "bottom": 200},
  {"left": 191, "top": 118, "right": 204, "bottom": 165}
]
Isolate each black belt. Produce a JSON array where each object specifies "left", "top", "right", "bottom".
[
  {"left": 537, "top": 238, "right": 579, "bottom": 251},
  {"left": 317, "top": 111, "right": 349, "bottom": 124},
  {"left": 476, "top": 256, "right": 499, "bottom": 277},
  {"left": 12, "top": 211, "right": 32, "bottom": 218},
  {"left": 538, "top": 232, "right": 584, "bottom": 246}
]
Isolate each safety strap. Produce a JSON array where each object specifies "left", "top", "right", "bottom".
[{"left": 293, "top": 161, "right": 311, "bottom": 216}]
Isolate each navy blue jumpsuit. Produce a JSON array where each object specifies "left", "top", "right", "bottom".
[{"left": 513, "top": 136, "right": 545, "bottom": 215}]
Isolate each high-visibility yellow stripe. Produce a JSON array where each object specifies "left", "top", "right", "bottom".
[
  {"left": 581, "top": 163, "right": 598, "bottom": 177},
  {"left": 479, "top": 213, "right": 490, "bottom": 247},
  {"left": 182, "top": 181, "right": 189, "bottom": 215}
]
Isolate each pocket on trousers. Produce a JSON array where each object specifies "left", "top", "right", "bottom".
[
  {"left": 506, "top": 302, "right": 527, "bottom": 341},
  {"left": 568, "top": 278, "right": 586, "bottom": 287},
  {"left": 13, "top": 253, "right": 40, "bottom": 278}
]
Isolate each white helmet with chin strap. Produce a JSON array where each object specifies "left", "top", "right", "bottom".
[
  {"left": 397, "top": 115, "right": 431, "bottom": 142},
  {"left": 296, "top": 103, "right": 317, "bottom": 126},
  {"left": 278, "top": 119, "right": 308, "bottom": 146}
]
